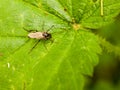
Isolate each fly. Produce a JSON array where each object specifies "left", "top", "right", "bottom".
[
  {"left": 28, "top": 30, "right": 52, "bottom": 40},
  {"left": 23, "top": 25, "right": 54, "bottom": 53}
]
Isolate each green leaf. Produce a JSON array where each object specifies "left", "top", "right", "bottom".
[
  {"left": 99, "top": 37, "right": 120, "bottom": 57},
  {"left": 1, "top": 0, "right": 116, "bottom": 90}
]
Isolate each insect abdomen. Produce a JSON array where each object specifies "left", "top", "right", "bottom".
[{"left": 28, "top": 32, "right": 44, "bottom": 39}]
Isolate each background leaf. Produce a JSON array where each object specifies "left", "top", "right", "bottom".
[{"left": 80, "top": 0, "right": 120, "bottom": 29}]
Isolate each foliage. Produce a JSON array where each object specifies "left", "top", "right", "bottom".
[{"left": 0, "top": 0, "right": 120, "bottom": 90}]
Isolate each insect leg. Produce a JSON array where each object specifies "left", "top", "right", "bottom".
[
  {"left": 28, "top": 40, "right": 40, "bottom": 53},
  {"left": 23, "top": 28, "right": 38, "bottom": 32}
]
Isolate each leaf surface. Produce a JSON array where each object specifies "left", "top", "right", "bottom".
[{"left": 3, "top": 0, "right": 120, "bottom": 90}]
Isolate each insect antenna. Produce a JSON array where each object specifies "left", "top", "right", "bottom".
[
  {"left": 46, "top": 25, "right": 54, "bottom": 32},
  {"left": 41, "top": 21, "right": 54, "bottom": 32}
]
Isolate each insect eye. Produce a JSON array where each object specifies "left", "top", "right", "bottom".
[
  {"left": 45, "top": 33, "right": 48, "bottom": 37},
  {"left": 42, "top": 33, "right": 47, "bottom": 37},
  {"left": 43, "top": 32, "right": 51, "bottom": 39}
]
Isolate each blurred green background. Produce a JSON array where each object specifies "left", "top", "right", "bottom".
[{"left": 85, "top": 14, "right": 120, "bottom": 90}]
